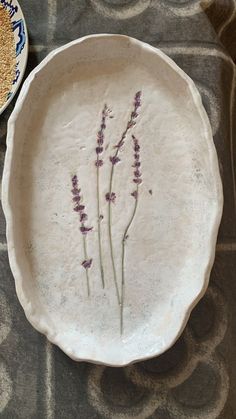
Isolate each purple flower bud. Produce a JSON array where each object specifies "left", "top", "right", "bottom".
[
  {"left": 133, "top": 178, "right": 142, "bottom": 185},
  {"left": 99, "top": 214, "right": 104, "bottom": 220},
  {"left": 96, "top": 104, "right": 113, "bottom": 164},
  {"left": 71, "top": 187, "right": 81, "bottom": 196},
  {"left": 78, "top": 205, "right": 85, "bottom": 211},
  {"left": 105, "top": 192, "right": 116, "bottom": 203},
  {"left": 134, "top": 144, "right": 140, "bottom": 152},
  {"left": 72, "top": 175, "right": 78, "bottom": 187},
  {"left": 80, "top": 213, "right": 88, "bottom": 222},
  {"left": 110, "top": 156, "right": 120, "bottom": 165},
  {"left": 134, "top": 153, "right": 139, "bottom": 160},
  {"left": 95, "top": 159, "right": 103, "bottom": 167},
  {"left": 131, "top": 190, "right": 138, "bottom": 199},
  {"left": 74, "top": 206, "right": 80, "bottom": 212},
  {"left": 134, "top": 91, "right": 141, "bottom": 108},
  {"left": 133, "top": 161, "right": 141, "bottom": 167},
  {"left": 134, "top": 169, "right": 142, "bottom": 178},
  {"left": 82, "top": 259, "right": 93, "bottom": 269},
  {"left": 80, "top": 226, "right": 93, "bottom": 235},
  {"left": 73, "top": 195, "right": 81, "bottom": 203}
]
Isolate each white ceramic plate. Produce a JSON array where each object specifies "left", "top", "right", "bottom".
[
  {"left": 2, "top": 35, "right": 223, "bottom": 366},
  {"left": 0, "top": 0, "right": 28, "bottom": 115}
]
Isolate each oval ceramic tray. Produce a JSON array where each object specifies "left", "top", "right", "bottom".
[
  {"left": 2, "top": 35, "right": 223, "bottom": 366},
  {"left": 0, "top": 0, "right": 28, "bottom": 115}
]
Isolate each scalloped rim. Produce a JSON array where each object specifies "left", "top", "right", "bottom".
[
  {"left": 0, "top": 0, "right": 29, "bottom": 115},
  {"left": 2, "top": 34, "right": 223, "bottom": 366}
]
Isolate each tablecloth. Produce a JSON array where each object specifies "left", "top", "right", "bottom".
[{"left": 0, "top": 0, "right": 236, "bottom": 417}]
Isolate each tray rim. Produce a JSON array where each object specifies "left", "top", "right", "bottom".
[{"left": 2, "top": 34, "right": 223, "bottom": 366}]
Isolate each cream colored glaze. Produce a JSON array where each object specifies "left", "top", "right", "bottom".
[{"left": 2, "top": 35, "right": 223, "bottom": 366}]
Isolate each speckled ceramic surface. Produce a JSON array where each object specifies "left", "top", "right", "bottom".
[{"left": 2, "top": 34, "right": 223, "bottom": 366}]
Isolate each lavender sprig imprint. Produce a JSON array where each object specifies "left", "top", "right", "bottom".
[
  {"left": 95, "top": 104, "right": 113, "bottom": 288},
  {"left": 106, "top": 91, "right": 142, "bottom": 306},
  {"left": 120, "top": 135, "right": 142, "bottom": 334},
  {"left": 71, "top": 175, "right": 93, "bottom": 297}
]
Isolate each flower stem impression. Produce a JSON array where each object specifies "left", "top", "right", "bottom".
[
  {"left": 120, "top": 135, "right": 142, "bottom": 334},
  {"left": 95, "top": 104, "right": 113, "bottom": 289},
  {"left": 71, "top": 175, "right": 93, "bottom": 297},
  {"left": 106, "top": 91, "right": 142, "bottom": 306}
]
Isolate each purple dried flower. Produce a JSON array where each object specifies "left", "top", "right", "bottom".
[
  {"left": 134, "top": 91, "right": 141, "bottom": 109},
  {"left": 110, "top": 156, "right": 120, "bottom": 165},
  {"left": 72, "top": 175, "right": 78, "bottom": 188},
  {"left": 133, "top": 161, "right": 141, "bottom": 168},
  {"left": 78, "top": 205, "right": 85, "bottom": 211},
  {"left": 80, "top": 226, "right": 93, "bottom": 235},
  {"left": 80, "top": 213, "right": 88, "bottom": 222},
  {"left": 111, "top": 91, "right": 142, "bottom": 158},
  {"left": 134, "top": 169, "right": 141, "bottom": 178},
  {"left": 73, "top": 195, "right": 81, "bottom": 203},
  {"left": 95, "top": 159, "right": 103, "bottom": 167},
  {"left": 71, "top": 175, "right": 93, "bottom": 296},
  {"left": 97, "top": 132, "right": 104, "bottom": 145},
  {"left": 95, "top": 104, "right": 113, "bottom": 167},
  {"left": 131, "top": 190, "right": 138, "bottom": 199},
  {"left": 82, "top": 259, "right": 93, "bottom": 269},
  {"left": 105, "top": 192, "right": 116, "bottom": 203},
  {"left": 133, "top": 178, "right": 142, "bottom": 185},
  {"left": 71, "top": 176, "right": 93, "bottom": 233},
  {"left": 132, "top": 135, "right": 142, "bottom": 185},
  {"left": 71, "top": 187, "right": 81, "bottom": 195}
]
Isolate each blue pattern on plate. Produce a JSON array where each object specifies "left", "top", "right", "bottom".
[{"left": 12, "top": 19, "right": 25, "bottom": 56}]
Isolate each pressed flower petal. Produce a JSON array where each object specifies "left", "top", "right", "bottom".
[
  {"left": 71, "top": 187, "right": 81, "bottom": 195},
  {"left": 82, "top": 259, "right": 93, "bottom": 269},
  {"left": 80, "top": 226, "right": 93, "bottom": 235},
  {"left": 95, "top": 159, "right": 103, "bottom": 167},
  {"left": 78, "top": 205, "right": 85, "bottom": 211},
  {"left": 131, "top": 190, "right": 138, "bottom": 199},
  {"left": 133, "top": 178, "right": 142, "bottom": 184},
  {"left": 110, "top": 156, "right": 121, "bottom": 165},
  {"left": 96, "top": 146, "right": 103, "bottom": 154},
  {"left": 105, "top": 192, "right": 116, "bottom": 203},
  {"left": 80, "top": 213, "right": 88, "bottom": 222},
  {"left": 134, "top": 169, "right": 142, "bottom": 178},
  {"left": 132, "top": 161, "right": 141, "bottom": 167}
]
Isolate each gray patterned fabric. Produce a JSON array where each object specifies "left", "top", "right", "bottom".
[{"left": 0, "top": 1, "right": 236, "bottom": 418}]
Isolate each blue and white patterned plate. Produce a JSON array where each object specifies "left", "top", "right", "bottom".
[{"left": 0, "top": 0, "right": 28, "bottom": 115}]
